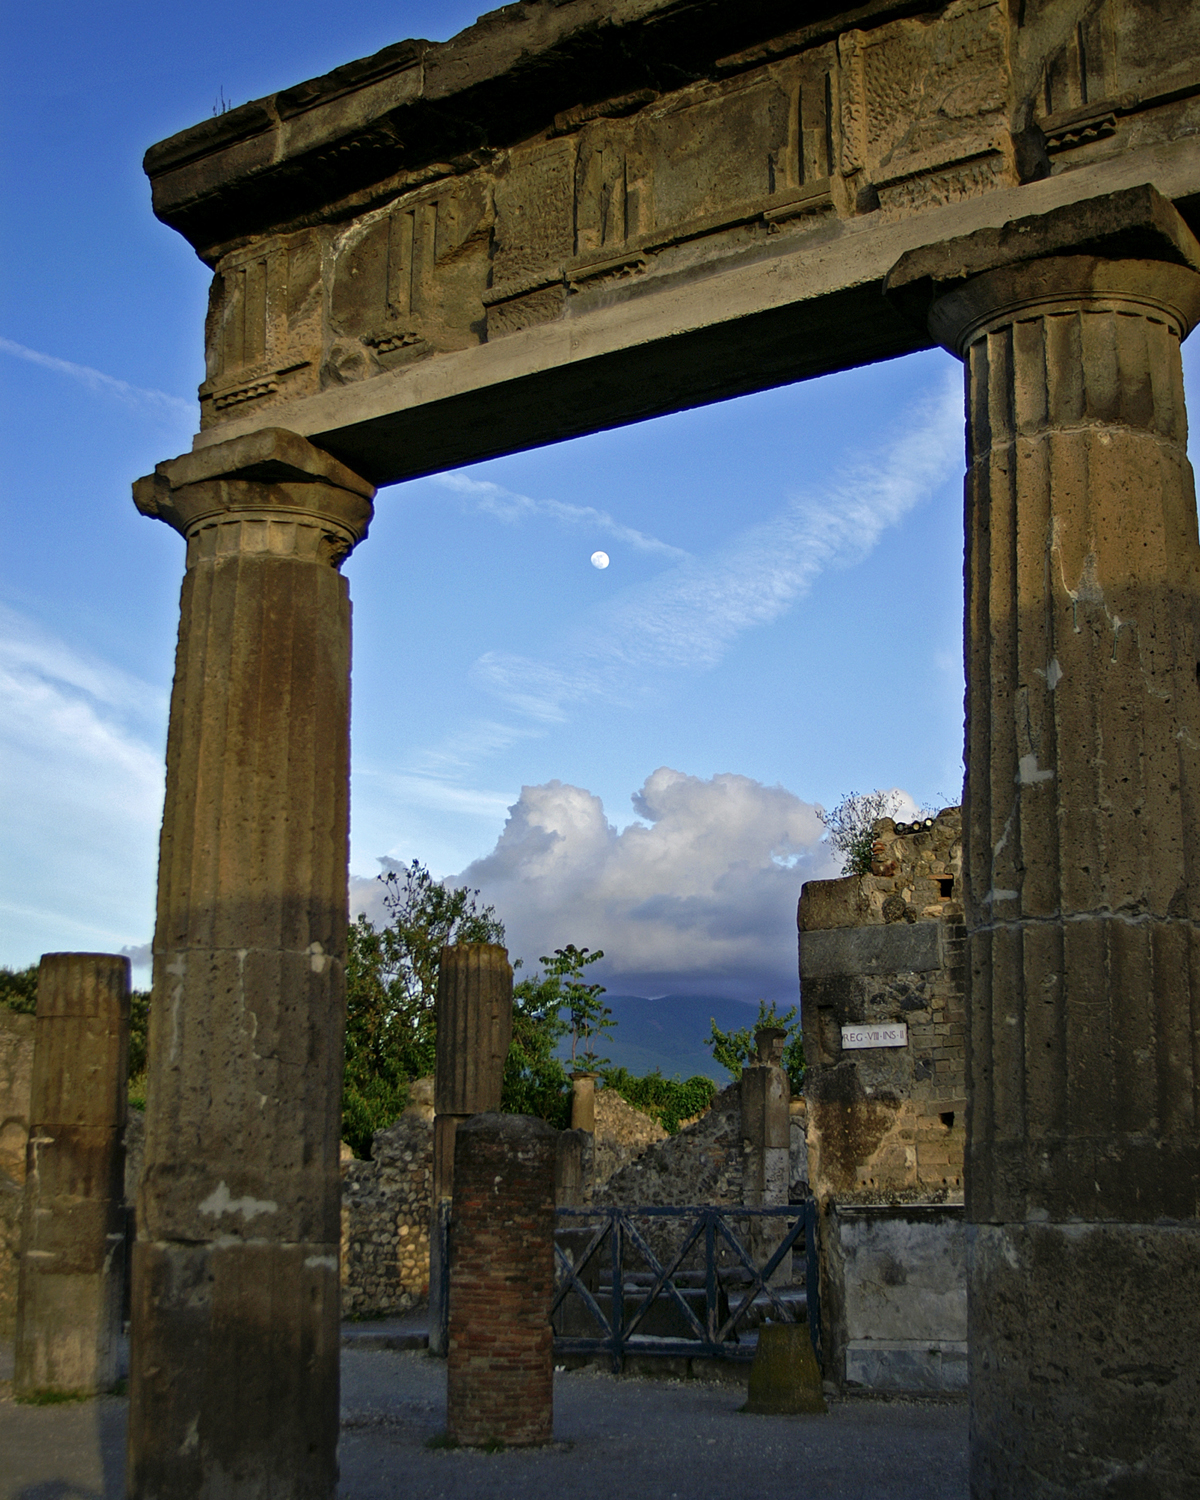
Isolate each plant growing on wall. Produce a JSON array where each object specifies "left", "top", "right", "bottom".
[
  {"left": 817, "top": 789, "right": 904, "bottom": 875},
  {"left": 706, "top": 998, "right": 806, "bottom": 1093}
]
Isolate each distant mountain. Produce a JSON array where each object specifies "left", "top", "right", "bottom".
[{"left": 556, "top": 993, "right": 763, "bottom": 1083}]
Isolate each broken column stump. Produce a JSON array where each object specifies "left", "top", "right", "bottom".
[
  {"left": 741, "top": 1026, "right": 792, "bottom": 1283},
  {"left": 447, "top": 1113, "right": 556, "bottom": 1448},
  {"left": 14, "top": 952, "right": 129, "bottom": 1397},
  {"left": 569, "top": 1072, "right": 596, "bottom": 1132},
  {"left": 429, "top": 942, "right": 512, "bottom": 1356}
]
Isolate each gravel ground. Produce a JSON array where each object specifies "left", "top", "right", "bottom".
[{"left": 1, "top": 1346, "right": 967, "bottom": 1500}]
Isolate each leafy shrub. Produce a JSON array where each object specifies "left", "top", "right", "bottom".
[{"left": 601, "top": 1066, "right": 717, "bottom": 1134}]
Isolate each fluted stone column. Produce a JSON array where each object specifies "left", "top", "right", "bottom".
[
  {"left": 429, "top": 942, "right": 512, "bottom": 1355},
  {"left": 891, "top": 187, "right": 1200, "bottom": 1498},
  {"left": 14, "top": 953, "right": 129, "bottom": 1396},
  {"left": 127, "top": 428, "right": 374, "bottom": 1500}
]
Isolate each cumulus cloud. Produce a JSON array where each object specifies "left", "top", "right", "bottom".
[{"left": 449, "top": 768, "right": 848, "bottom": 1002}]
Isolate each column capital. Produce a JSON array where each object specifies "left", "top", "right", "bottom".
[
  {"left": 885, "top": 181, "right": 1200, "bottom": 356},
  {"left": 133, "top": 427, "right": 375, "bottom": 565}
]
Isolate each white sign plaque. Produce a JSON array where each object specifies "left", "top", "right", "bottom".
[{"left": 841, "top": 1022, "right": 907, "bottom": 1050}]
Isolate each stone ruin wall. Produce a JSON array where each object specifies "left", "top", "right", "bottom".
[
  {"left": 0, "top": 1008, "right": 34, "bottom": 1339},
  {"left": 340, "top": 1110, "right": 434, "bottom": 1319},
  {"left": 800, "top": 806, "right": 966, "bottom": 1205}
]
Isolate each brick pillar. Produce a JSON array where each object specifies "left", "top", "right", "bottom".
[
  {"left": 890, "top": 186, "right": 1200, "bottom": 1497},
  {"left": 447, "top": 1113, "right": 556, "bottom": 1447},
  {"left": 126, "top": 428, "right": 374, "bottom": 1499},
  {"left": 14, "top": 953, "right": 129, "bottom": 1396}
]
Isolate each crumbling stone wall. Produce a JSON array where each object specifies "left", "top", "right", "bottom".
[
  {"left": 592, "top": 1086, "right": 668, "bottom": 1188},
  {"left": 800, "top": 806, "right": 966, "bottom": 1204},
  {"left": 597, "top": 1084, "right": 743, "bottom": 1207},
  {"left": 0, "top": 1008, "right": 34, "bottom": 1339},
  {"left": 340, "top": 1110, "right": 434, "bottom": 1318}
]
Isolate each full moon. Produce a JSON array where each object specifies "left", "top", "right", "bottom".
[{"left": 590, "top": 551, "right": 610, "bottom": 569}]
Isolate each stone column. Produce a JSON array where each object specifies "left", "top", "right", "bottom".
[
  {"left": 569, "top": 1072, "right": 596, "bottom": 1132},
  {"left": 429, "top": 942, "right": 512, "bottom": 1355},
  {"left": 741, "top": 1025, "right": 791, "bottom": 1283},
  {"left": 447, "top": 1113, "right": 556, "bottom": 1447},
  {"left": 126, "top": 428, "right": 374, "bottom": 1500},
  {"left": 14, "top": 953, "right": 129, "bottom": 1396},
  {"left": 890, "top": 188, "right": 1200, "bottom": 1498}
]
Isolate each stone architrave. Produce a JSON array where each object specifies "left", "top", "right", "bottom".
[
  {"left": 429, "top": 942, "right": 512, "bottom": 1356},
  {"left": 447, "top": 1112, "right": 556, "bottom": 1447},
  {"left": 14, "top": 954, "right": 129, "bottom": 1397},
  {"left": 889, "top": 183, "right": 1200, "bottom": 1499},
  {"left": 126, "top": 428, "right": 374, "bottom": 1500}
]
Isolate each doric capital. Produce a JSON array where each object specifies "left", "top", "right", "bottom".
[
  {"left": 133, "top": 427, "right": 375, "bottom": 566},
  {"left": 885, "top": 182, "right": 1200, "bottom": 357}
]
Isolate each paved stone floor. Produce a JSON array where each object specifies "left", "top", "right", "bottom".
[{"left": 1, "top": 1341, "right": 967, "bottom": 1499}]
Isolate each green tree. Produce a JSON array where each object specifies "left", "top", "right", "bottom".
[
  {"left": 706, "top": 999, "right": 806, "bottom": 1093},
  {"left": 501, "top": 971, "right": 571, "bottom": 1127},
  {"left": 600, "top": 1066, "right": 716, "bottom": 1134},
  {"left": 816, "top": 789, "right": 903, "bottom": 876},
  {"left": 542, "top": 945, "right": 612, "bottom": 1071},
  {"left": 0, "top": 964, "right": 38, "bottom": 1014},
  {"left": 342, "top": 862, "right": 504, "bottom": 1157}
]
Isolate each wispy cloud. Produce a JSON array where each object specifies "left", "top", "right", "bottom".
[
  {"left": 0, "top": 335, "right": 194, "bottom": 422},
  {"left": 436, "top": 473, "right": 690, "bottom": 561},
  {"left": 469, "top": 372, "right": 963, "bottom": 725}
]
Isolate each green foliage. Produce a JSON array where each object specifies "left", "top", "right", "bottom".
[
  {"left": 817, "top": 789, "right": 903, "bottom": 876},
  {"left": 127, "top": 989, "right": 151, "bottom": 1112},
  {"left": 706, "top": 999, "right": 807, "bottom": 1093},
  {"left": 541, "top": 944, "right": 612, "bottom": 1071},
  {"left": 501, "top": 972, "right": 571, "bottom": 1128},
  {"left": 342, "top": 862, "right": 505, "bottom": 1158},
  {"left": 600, "top": 1066, "right": 716, "bottom": 1134},
  {"left": 0, "top": 964, "right": 38, "bottom": 1014}
]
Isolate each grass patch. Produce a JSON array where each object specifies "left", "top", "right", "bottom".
[
  {"left": 16, "top": 1387, "right": 93, "bottom": 1406},
  {"left": 425, "top": 1432, "right": 459, "bottom": 1450}
]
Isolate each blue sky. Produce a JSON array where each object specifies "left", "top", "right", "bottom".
[{"left": 4, "top": 4, "right": 1197, "bottom": 1004}]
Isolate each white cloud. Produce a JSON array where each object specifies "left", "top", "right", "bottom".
[
  {"left": 0, "top": 607, "right": 165, "bottom": 966},
  {"left": 0, "top": 335, "right": 194, "bottom": 423},
  {"left": 435, "top": 473, "right": 690, "bottom": 561},
  {"left": 460, "top": 372, "right": 963, "bottom": 737},
  {"left": 449, "top": 768, "right": 847, "bottom": 1001}
]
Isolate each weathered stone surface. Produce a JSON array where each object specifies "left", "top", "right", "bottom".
[
  {"left": 340, "top": 1111, "right": 433, "bottom": 1319},
  {"left": 799, "top": 921, "right": 942, "bottom": 980},
  {"left": 913, "top": 199, "right": 1200, "bottom": 1495},
  {"left": 138, "top": 2, "right": 1200, "bottom": 486},
  {"left": 592, "top": 1084, "right": 667, "bottom": 1189},
  {"left": 127, "top": 430, "right": 373, "bottom": 1499},
  {"left": 0, "top": 1006, "right": 34, "bottom": 1340},
  {"left": 14, "top": 954, "right": 129, "bottom": 1396},
  {"left": 743, "top": 1322, "right": 827, "bottom": 1415},
  {"left": 570, "top": 1072, "right": 596, "bottom": 1133},
  {"left": 447, "top": 1113, "right": 556, "bottom": 1447},
  {"left": 969, "top": 1223, "right": 1200, "bottom": 1498}
]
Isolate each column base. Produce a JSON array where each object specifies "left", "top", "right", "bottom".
[
  {"left": 969, "top": 1222, "right": 1200, "bottom": 1499},
  {"left": 128, "top": 1239, "right": 340, "bottom": 1500},
  {"left": 14, "top": 1267, "right": 123, "bottom": 1395}
]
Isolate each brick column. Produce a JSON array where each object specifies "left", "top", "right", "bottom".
[
  {"left": 127, "top": 428, "right": 374, "bottom": 1499},
  {"left": 430, "top": 943, "right": 512, "bottom": 1355},
  {"left": 14, "top": 953, "right": 129, "bottom": 1396},
  {"left": 891, "top": 187, "right": 1200, "bottom": 1497},
  {"left": 447, "top": 1113, "right": 556, "bottom": 1447}
]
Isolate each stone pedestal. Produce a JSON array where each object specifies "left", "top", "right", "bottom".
[
  {"left": 14, "top": 953, "right": 129, "bottom": 1396},
  {"left": 447, "top": 1113, "right": 556, "bottom": 1447},
  {"left": 127, "top": 429, "right": 374, "bottom": 1499},
  {"left": 893, "top": 192, "right": 1200, "bottom": 1498}
]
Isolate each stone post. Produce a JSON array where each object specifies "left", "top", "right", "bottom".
[
  {"left": 569, "top": 1072, "right": 596, "bottom": 1132},
  {"left": 741, "top": 1025, "right": 791, "bottom": 1282},
  {"left": 126, "top": 428, "right": 374, "bottom": 1500},
  {"left": 14, "top": 953, "right": 129, "bottom": 1396},
  {"left": 429, "top": 942, "right": 512, "bottom": 1355},
  {"left": 447, "top": 1113, "right": 556, "bottom": 1447},
  {"left": 889, "top": 186, "right": 1200, "bottom": 1498}
]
